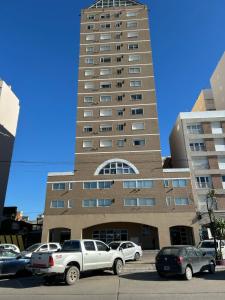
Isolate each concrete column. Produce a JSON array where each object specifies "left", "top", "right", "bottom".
[
  {"left": 41, "top": 221, "right": 49, "bottom": 242},
  {"left": 71, "top": 225, "right": 83, "bottom": 240},
  {"left": 158, "top": 226, "right": 171, "bottom": 248}
]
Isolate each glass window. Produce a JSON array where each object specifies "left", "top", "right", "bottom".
[
  {"left": 139, "top": 198, "right": 155, "bottom": 206},
  {"left": 100, "top": 124, "right": 112, "bottom": 132},
  {"left": 52, "top": 183, "right": 66, "bottom": 190},
  {"left": 132, "top": 122, "right": 144, "bottom": 130},
  {"left": 86, "top": 34, "right": 95, "bottom": 41},
  {"left": 187, "top": 124, "right": 203, "bottom": 134},
  {"left": 124, "top": 198, "right": 137, "bottom": 206},
  {"left": 172, "top": 179, "right": 187, "bottom": 188},
  {"left": 83, "top": 199, "right": 97, "bottom": 207},
  {"left": 99, "top": 161, "right": 136, "bottom": 175},
  {"left": 100, "top": 82, "right": 112, "bottom": 89},
  {"left": 83, "top": 140, "right": 93, "bottom": 148},
  {"left": 98, "top": 181, "right": 113, "bottom": 189},
  {"left": 100, "top": 45, "right": 112, "bottom": 52},
  {"left": 116, "top": 124, "right": 124, "bottom": 131},
  {"left": 131, "top": 108, "right": 143, "bottom": 115},
  {"left": 189, "top": 141, "right": 206, "bottom": 151},
  {"left": 84, "top": 110, "right": 93, "bottom": 117},
  {"left": 126, "top": 11, "right": 138, "bottom": 17},
  {"left": 50, "top": 200, "right": 64, "bottom": 208},
  {"left": 96, "top": 241, "right": 108, "bottom": 251},
  {"left": 123, "top": 180, "right": 153, "bottom": 188},
  {"left": 128, "top": 44, "right": 139, "bottom": 50},
  {"left": 129, "top": 67, "right": 141, "bottom": 74},
  {"left": 166, "top": 196, "right": 174, "bottom": 206},
  {"left": 86, "top": 46, "right": 94, "bottom": 53},
  {"left": 84, "top": 82, "right": 95, "bottom": 89},
  {"left": 84, "top": 69, "right": 94, "bottom": 76},
  {"left": 68, "top": 200, "right": 73, "bottom": 208},
  {"left": 87, "top": 14, "right": 95, "bottom": 20},
  {"left": 100, "top": 57, "right": 111, "bottom": 63},
  {"left": 127, "top": 21, "right": 138, "bottom": 28},
  {"left": 100, "top": 68, "right": 112, "bottom": 76},
  {"left": 117, "top": 109, "right": 124, "bottom": 116},
  {"left": 69, "top": 183, "right": 73, "bottom": 190},
  {"left": 100, "top": 13, "right": 110, "bottom": 19},
  {"left": 98, "top": 199, "right": 113, "bottom": 207},
  {"left": 100, "top": 95, "right": 112, "bottom": 102},
  {"left": 196, "top": 176, "right": 212, "bottom": 188},
  {"left": 100, "top": 139, "right": 112, "bottom": 147},
  {"left": 84, "top": 96, "right": 93, "bottom": 104},
  {"left": 128, "top": 55, "right": 141, "bottom": 62},
  {"left": 175, "top": 198, "right": 189, "bottom": 206},
  {"left": 117, "top": 139, "right": 125, "bottom": 147},
  {"left": 84, "top": 182, "right": 98, "bottom": 189},
  {"left": 87, "top": 24, "right": 94, "bottom": 30},
  {"left": 131, "top": 94, "right": 142, "bottom": 101},
  {"left": 133, "top": 139, "right": 145, "bottom": 146},
  {"left": 164, "top": 180, "right": 169, "bottom": 187},
  {"left": 83, "top": 126, "right": 92, "bottom": 133},
  {"left": 130, "top": 80, "right": 141, "bottom": 87},
  {"left": 127, "top": 31, "right": 138, "bottom": 38},
  {"left": 84, "top": 241, "right": 96, "bottom": 251},
  {"left": 85, "top": 57, "right": 94, "bottom": 64},
  {"left": 100, "top": 23, "right": 111, "bottom": 29},
  {"left": 100, "top": 33, "right": 111, "bottom": 40},
  {"left": 211, "top": 122, "right": 223, "bottom": 134},
  {"left": 100, "top": 109, "right": 112, "bottom": 116}
]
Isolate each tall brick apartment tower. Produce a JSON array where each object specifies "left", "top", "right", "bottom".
[{"left": 42, "top": 0, "right": 198, "bottom": 249}]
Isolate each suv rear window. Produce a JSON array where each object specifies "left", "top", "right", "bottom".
[
  {"left": 62, "top": 241, "right": 81, "bottom": 252},
  {"left": 160, "top": 247, "right": 182, "bottom": 256},
  {"left": 200, "top": 241, "right": 218, "bottom": 248}
]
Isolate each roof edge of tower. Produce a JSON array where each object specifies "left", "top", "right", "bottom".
[{"left": 87, "top": 0, "right": 144, "bottom": 9}]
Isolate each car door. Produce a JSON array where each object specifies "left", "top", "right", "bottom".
[
  {"left": 82, "top": 241, "right": 99, "bottom": 271},
  {"left": 126, "top": 242, "right": 136, "bottom": 259},
  {"left": 120, "top": 242, "right": 129, "bottom": 260},
  {"left": 193, "top": 248, "right": 207, "bottom": 272},
  {"left": 1, "top": 250, "right": 19, "bottom": 275},
  {"left": 186, "top": 247, "right": 199, "bottom": 273},
  {"left": 95, "top": 241, "right": 112, "bottom": 268}
]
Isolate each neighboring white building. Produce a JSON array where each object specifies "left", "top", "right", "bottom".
[{"left": 0, "top": 80, "right": 20, "bottom": 222}]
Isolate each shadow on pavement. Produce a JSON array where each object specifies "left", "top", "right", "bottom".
[
  {"left": 0, "top": 275, "right": 44, "bottom": 289},
  {"left": 120, "top": 271, "right": 184, "bottom": 281}
]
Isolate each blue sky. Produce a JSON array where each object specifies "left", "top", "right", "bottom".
[{"left": 1, "top": 0, "right": 225, "bottom": 219}]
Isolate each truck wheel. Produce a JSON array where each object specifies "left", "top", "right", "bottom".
[
  {"left": 134, "top": 252, "right": 140, "bottom": 261},
  {"left": 65, "top": 266, "right": 80, "bottom": 285},
  {"left": 113, "top": 259, "right": 123, "bottom": 275},
  {"left": 184, "top": 266, "right": 192, "bottom": 280}
]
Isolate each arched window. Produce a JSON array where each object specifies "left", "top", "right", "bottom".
[{"left": 95, "top": 158, "right": 139, "bottom": 175}]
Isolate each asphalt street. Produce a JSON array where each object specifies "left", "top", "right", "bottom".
[{"left": 0, "top": 253, "right": 225, "bottom": 300}]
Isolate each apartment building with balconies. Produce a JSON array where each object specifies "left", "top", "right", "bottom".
[{"left": 42, "top": 0, "right": 198, "bottom": 249}]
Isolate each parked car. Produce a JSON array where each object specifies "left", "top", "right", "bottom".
[
  {"left": 0, "top": 248, "right": 30, "bottom": 276},
  {"left": 198, "top": 239, "right": 225, "bottom": 259},
  {"left": 21, "top": 242, "right": 61, "bottom": 258},
  {"left": 155, "top": 245, "right": 216, "bottom": 280},
  {"left": 31, "top": 239, "right": 125, "bottom": 285},
  {"left": 108, "top": 241, "right": 142, "bottom": 261},
  {"left": 0, "top": 243, "right": 20, "bottom": 253}
]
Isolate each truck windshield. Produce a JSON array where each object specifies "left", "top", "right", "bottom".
[{"left": 62, "top": 241, "right": 81, "bottom": 252}]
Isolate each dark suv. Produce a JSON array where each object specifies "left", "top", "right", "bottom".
[{"left": 155, "top": 245, "right": 215, "bottom": 280}]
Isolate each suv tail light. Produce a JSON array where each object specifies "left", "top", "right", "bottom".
[
  {"left": 49, "top": 256, "right": 54, "bottom": 267},
  {"left": 176, "top": 256, "right": 184, "bottom": 264}
]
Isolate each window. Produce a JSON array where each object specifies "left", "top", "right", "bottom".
[
  {"left": 69, "top": 183, "right": 73, "bottom": 190},
  {"left": 100, "top": 124, "right": 112, "bottom": 132},
  {"left": 50, "top": 200, "right": 64, "bottom": 208},
  {"left": 117, "top": 69, "right": 122, "bottom": 75},
  {"left": 93, "top": 229, "right": 127, "bottom": 244},
  {"left": 68, "top": 200, "right": 73, "bottom": 208},
  {"left": 83, "top": 199, "right": 97, "bottom": 207},
  {"left": 164, "top": 180, "right": 169, "bottom": 187},
  {"left": 100, "top": 109, "right": 112, "bottom": 116},
  {"left": 128, "top": 44, "right": 139, "bottom": 50},
  {"left": 115, "top": 21, "right": 122, "bottom": 28},
  {"left": 98, "top": 161, "right": 136, "bottom": 175},
  {"left": 115, "top": 33, "right": 122, "bottom": 39},
  {"left": 83, "top": 126, "right": 93, "bottom": 133},
  {"left": 126, "top": 11, "right": 138, "bottom": 17},
  {"left": 100, "top": 13, "right": 110, "bottom": 19},
  {"left": 131, "top": 108, "right": 143, "bottom": 115},
  {"left": 100, "top": 57, "right": 111, "bottom": 63},
  {"left": 84, "top": 181, "right": 113, "bottom": 189},
  {"left": 84, "top": 96, "right": 93, "bottom": 104},
  {"left": 84, "top": 69, "right": 94, "bottom": 77},
  {"left": 82, "top": 199, "right": 113, "bottom": 207},
  {"left": 49, "top": 244, "right": 58, "bottom": 250},
  {"left": 84, "top": 82, "right": 95, "bottom": 90},
  {"left": 100, "top": 82, "right": 112, "bottom": 89},
  {"left": 87, "top": 14, "right": 95, "bottom": 20},
  {"left": 128, "top": 55, "right": 140, "bottom": 62},
  {"left": 84, "top": 182, "right": 97, "bottom": 189},
  {"left": 129, "top": 67, "right": 141, "bottom": 74},
  {"left": 83, "top": 140, "right": 93, "bottom": 148},
  {"left": 189, "top": 141, "right": 206, "bottom": 151},
  {"left": 117, "top": 109, "right": 124, "bottom": 116},
  {"left": 192, "top": 158, "right": 209, "bottom": 170},
  {"left": 127, "top": 21, "right": 138, "bottom": 28},
  {"left": 100, "top": 68, "right": 111, "bottom": 76},
  {"left": 86, "top": 46, "right": 94, "bottom": 53},
  {"left": 124, "top": 198, "right": 155, "bottom": 206},
  {"left": 96, "top": 241, "right": 108, "bottom": 251},
  {"left": 98, "top": 181, "right": 113, "bottom": 189},
  {"left": 166, "top": 196, "right": 174, "bottom": 206},
  {"left": 98, "top": 199, "right": 113, "bottom": 207},
  {"left": 175, "top": 198, "right": 189, "bottom": 206},
  {"left": 117, "top": 139, "right": 125, "bottom": 147},
  {"left": 116, "top": 44, "right": 122, "bottom": 50},
  {"left": 100, "top": 139, "right": 112, "bottom": 147},
  {"left": 132, "top": 122, "right": 144, "bottom": 130},
  {"left": 187, "top": 124, "right": 203, "bottom": 134},
  {"left": 116, "top": 81, "right": 123, "bottom": 88},
  {"left": 117, "top": 95, "right": 123, "bottom": 101},
  {"left": 131, "top": 94, "right": 142, "bottom": 101},
  {"left": 172, "top": 179, "right": 187, "bottom": 188},
  {"left": 100, "top": 45, "right": 111, "bottom": 52},
  {"left": 222, "top": 176, "right": 225, "bottom": 189},
  {"left": 117, "top": 56, "right": 122, "bottom": 62},
  {"left": 218, "top": 157, "right": 225, "bottom": 170},
  {"left": 84, "top": 110, "right": 93, "bottom": 117},
  {"left": 127, "top": 31, "right": 138, "bottom": 38},
  {"left": 100, "top": 33, "right": 111, "bottom": 40},
  {"left": 196, "top": 176, "right": 212, "bottom": 188},
  {"left": 215, "top": 139, "right": 225, "bottom": 151},
  {"left": 100, "top": 23, "right": 111, "bottom": 29},
  {"left": 86, "top": 34, "right": 95, "bottom": 41},
  {"left": 84, "top": 241, "right": 96, "bottom": 251},
  {"left": 130, "top": 80, "right": 142, "bottom": 87},
  {"left": 100, "top": 95, "right": 112, "bottom": 102},
  {"left": 133, "top": 138, "right": 145, "bottom": 146},
  {"left": 117, "top": 124, "right": 124, "bottom": 131},
  {"left": 87, "top": 24, "right": 94, "bottom": 30},
  {"left": 123, "top": 180, "right": 153, "bottom": 189},
  {"left": 211, "top": 122, "right": 223, "bottom": 134},
  {"left": 52, "top": 183, "right": 66, "bottom": 190},
  {"left": 85, "top": 57, "right": 94, "bottom": 64}
]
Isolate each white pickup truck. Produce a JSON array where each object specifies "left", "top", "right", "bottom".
[{"left": 31, "top": 239, "right": 125, "bottom": 285}]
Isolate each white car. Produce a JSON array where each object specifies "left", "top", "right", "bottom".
[
  {"left": 0, "top": 244, "right": 20, "bottom": 253},
  {"left": 198, "top": 239, "right": 225, "bottom": 259},
  {"left": 21, "top": 242, "right": 61, "bottom": 258},
  {"left": 108, "top": 241, "right": 142, "bottom": 261}
]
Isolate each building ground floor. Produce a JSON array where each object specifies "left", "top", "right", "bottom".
[{"left": 42, "top": 212, "right": 200, "bottom": 249}]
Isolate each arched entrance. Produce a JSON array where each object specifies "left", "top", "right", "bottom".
[
  {"left": 170, "top": 226, "right": 194, "bottom": 245},
  {"left": 82, "top": 222, "right": 159, "bottom": 250},
  {"left": 49, "top": 227, "right": 71, "bottom": 243}
]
